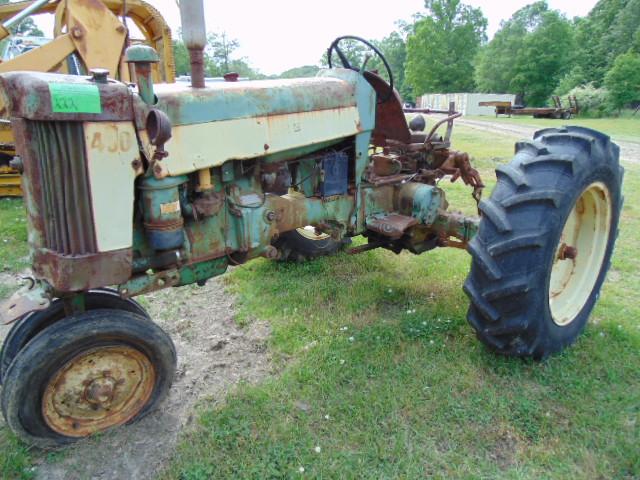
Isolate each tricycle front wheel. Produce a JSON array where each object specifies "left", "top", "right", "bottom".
[
  {"left": 1, "top": 309, "right": 176, "bottom": 448},
  {"left": 0, "top": 288, "right": 149, "bottom": 384}
]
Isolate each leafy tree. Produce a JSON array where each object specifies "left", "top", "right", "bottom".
[
  {"left": 372, "top": 31, "right": 412, "bottom": 101},
  {"left": 604, "top": 51, "right": 640, "bottom": 109},
  {"left": 319, "top": 38, "right": 401, "bottom": 96},
  {"left": 208, "top": 32, "right": 239, "bottom": 74},
  {"left": 173, "top": 39, "right": 191, "bottom": 76},
  {"left": 475, "top": 1, "right": 574, "bottom": 106},
  {"left": 554, "top": 66, "right": 586, "bottom": 96},
  {"left": 279, "top": 65, "right": 320, "bottom": 79},
  {"left": 173, "top": 29, "right": 262, "bottom": 79},
  {"left": 574, "top": 0, "right": 640, "bottom": 86},
  {"left": 405, "top": 0, "right": 487, "bottom": 94},
  {"left": 320, "top": 40, "right": 369, "bottom": 68}
]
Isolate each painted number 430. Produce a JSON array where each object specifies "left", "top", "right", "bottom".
[{"left": 89, "top": 124, "right": 134, "bottom": 154}]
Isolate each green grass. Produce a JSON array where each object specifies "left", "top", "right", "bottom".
[
  {"left": 0, "top": 126, "right": 638, "bottom": 479},
  {"left": 0, "top": 198, "right": 35, "bottom": 479},
  {"left": 466, "top": 115, "right": 640, "bottom": 143},
  {"left": 0, "top": 198, "right": 30, "bottom": 279},
  {"left": 0, "top": 430, "right": 35, "bottom": 480},
  {"left": 162, "top": 129, "right": 640, "bottom": 478}
]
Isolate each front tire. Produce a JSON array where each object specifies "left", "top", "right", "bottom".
[
  {"left": 464, "top": 126, "right": 623, "bottom": 360},
  {"left": 0, "top": 288, "right": 148, "bottom": 384},
  {"left": 1, "top": 310, "right": 176, "bottom": 447}
]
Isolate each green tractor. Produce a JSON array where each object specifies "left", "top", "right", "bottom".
[{"left": 0, "top": 0, "right": 623, "bottom": 447}]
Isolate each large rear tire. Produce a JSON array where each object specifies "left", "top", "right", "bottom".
[
  {"left": 464, "top": 126, "right": 623, "bottom": 360},
  {"left": 1, "top": 310, "right": 175, "bottom": 448}
]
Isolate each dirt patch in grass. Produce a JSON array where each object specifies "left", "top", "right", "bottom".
[{"left": 0, "top": 275, "right": 273, "bottom": 480}]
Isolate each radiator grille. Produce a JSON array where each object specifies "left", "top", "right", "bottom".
[{"left": 32, "top": 121, "right": 97, "bottom": 255}]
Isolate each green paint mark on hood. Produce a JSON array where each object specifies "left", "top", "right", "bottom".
[{"left": 49, "top": 83, "right": 102, "bottom": 114}]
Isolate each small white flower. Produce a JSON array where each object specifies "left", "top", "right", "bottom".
[
  {"left": 422, "top": 321, "right": 427, "bottom": 326},
  {"left": 339, "top": 359, "right": 345, "bottom": 365},
  {"left": 388, "top": 288, "right": 393, "bottom": 293},
  {"left": 299, "top": 466, "right": 305, "bottom": 473},
  {"left": 341, "top": 326, "right": 348, "bottom": 331},
  {"left": 429, "top": 340, "right": 434, "bottom": 345},
  {"left": 348, "top": 336, "right": 354, "bottom": 342},
  {"left": 314, "top": 446, "right": 321, "bottom": 453},
  {"left": 412, "top": 309, "right": 416, "bottom": 314},
  {"left": 599, "top": 332, "right": 605, "bottom": 337},
  {"left": 324, "top": 414, "right": 330, "bottom": 420}
]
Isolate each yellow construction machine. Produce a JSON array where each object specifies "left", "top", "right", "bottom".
[{"left": 0, "top": 0, "right": 175, "bottom": 196}]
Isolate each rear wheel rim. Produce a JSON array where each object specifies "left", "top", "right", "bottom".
[
  {"left": 549, "top": 182, "right": 612, "bottom": 326},
  {"left": 42, "top": 345, "right": 155, "bottom": 437},
  {"left": 296, "top": 226, "right": 330, "bottom": 241}
]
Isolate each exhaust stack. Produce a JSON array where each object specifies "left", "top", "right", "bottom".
[{"left": 179, "top": 0, "right": 207, "bottom": 88}]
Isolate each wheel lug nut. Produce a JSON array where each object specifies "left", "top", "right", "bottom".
[{"left": 558, "top": 243, "right": 578, "bottom": 260}]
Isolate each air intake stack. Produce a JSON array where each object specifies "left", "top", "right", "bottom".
[{"left": 179, "top": 0, "right": 207, "bottom": 88}]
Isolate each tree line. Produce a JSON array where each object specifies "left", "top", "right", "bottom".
[
  {"left": 399, "top": 0, "right": 640, "bottom": 112},
  {"left": 173, "top": 0, "right": 639, "bottom": 113}
]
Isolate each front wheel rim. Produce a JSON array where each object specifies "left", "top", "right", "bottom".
[
  {"left": 549, "top": 182, "right": 612, "bottom": 326},
  {"left": 42, "top": 345, "right": 155, "bottom": 437}
]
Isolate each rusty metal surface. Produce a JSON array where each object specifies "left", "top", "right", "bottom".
[
  {"left": 0, "top": 280, "right": 51, "bottom": 324},
  {"left": 193, "top": 191, "right": 224, "bottom": 218},
  {"left": 153, "top": 76, "right": 357, "bottom": 126},
  {"left": 371, "top": 153, "right": 402, "bottom": 176},
  {"left": 0, "top": 72, "right": 134, "bottom": 122},
  {"left": 188, "top": 48, "right": 206, "bottom": 89},
  {"left": 33, "top": 248, "right": 133, "bottom": 293},
  {"left": 42, "top": 345, "right": 155, "bottom": 437},
  {"left": 31, "top": 121, "right": 97, "bottom": 254},
  {"left": 557, "top": 243, "right": 578, "bottom": 260},
  {"left": 433, "top": 211, "right": 479, "bottom": 249},
  {"left": 364, "top": 71, "right": 411, "bottom": 146},
  {"left": 10, "top": 117, "right": 47, "bottom": 248},
  {"left": 367, "top": 214, "right": 418, "bottom": 240}
]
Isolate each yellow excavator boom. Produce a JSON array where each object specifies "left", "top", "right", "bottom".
[{"left": 0, "top": 0, "right": 175, "bottom": 196}]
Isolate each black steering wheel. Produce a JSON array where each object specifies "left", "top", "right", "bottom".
[{"left": 327, "top": 35, "right": 394, "bottom": 103}]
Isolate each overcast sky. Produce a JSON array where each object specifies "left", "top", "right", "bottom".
[{"left": 34, "top": 0, "right": 599, "bottom": 75}]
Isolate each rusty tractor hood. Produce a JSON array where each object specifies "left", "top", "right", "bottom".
[
  {"left": 146, "top": 68, "right": 377, "bottom": 175},
  {"left": 153, "top": 69, "right": 367, "bottom": 127},
  {"left": 155, "top": 78, "right": 356, "bottom": 126},
  {"left": 0, "top": 71, "right": 134, "bottom": 121}
]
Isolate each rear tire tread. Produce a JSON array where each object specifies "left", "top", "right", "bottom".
[{"left": 465, "top": 127, "right": 623, "bottom": 359}]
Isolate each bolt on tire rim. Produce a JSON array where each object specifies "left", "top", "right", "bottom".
[
  {"left": 42, "top": 346, "right": 155, "bottom": 437},
  {"left": 549, "top": 182, "right": 612, "bottom": 326},
  {"left": 296, "top": 226, "right": 330, "bottom": 241}
]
